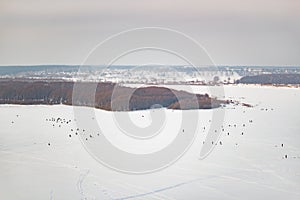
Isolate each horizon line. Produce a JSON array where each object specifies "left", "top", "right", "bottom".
[{"left": 0, "top": 64, "right": 300, "bottom": 68}]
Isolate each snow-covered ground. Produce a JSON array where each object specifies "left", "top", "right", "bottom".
[{"left": 0, "top": 85, "right": 300, "bottom": 200}]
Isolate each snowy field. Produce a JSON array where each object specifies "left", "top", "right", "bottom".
[{"left": 0, "top": 85, "right": 300, "bottom": 200}]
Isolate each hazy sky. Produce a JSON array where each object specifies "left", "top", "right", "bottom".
[{"left": 0, "top": 0, "right": 299, "bottom": 66}]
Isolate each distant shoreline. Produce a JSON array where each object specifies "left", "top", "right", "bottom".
[{"left": 1, "top": 77, "right": 299, "bottom": 88}]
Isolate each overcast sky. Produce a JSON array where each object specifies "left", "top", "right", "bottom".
[{"left": 0, "top": 0, "right": 299, "bottom": 66}]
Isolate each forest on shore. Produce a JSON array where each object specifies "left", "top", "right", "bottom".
[{"left": 0, "top": 79, "right": 227, "bottom": 111}]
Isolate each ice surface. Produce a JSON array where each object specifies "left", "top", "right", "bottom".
[{"left": 0, "top": 85, "right": 299, "bottom": 200}]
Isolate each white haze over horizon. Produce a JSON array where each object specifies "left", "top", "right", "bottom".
[{"left": 0, "top": 0, "right": 300, "bottom": 66}]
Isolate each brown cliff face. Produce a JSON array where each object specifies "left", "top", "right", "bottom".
[{"left": 0, "top": 79, "right": 226, "bottom": 111}]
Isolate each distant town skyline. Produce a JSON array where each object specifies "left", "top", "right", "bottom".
[{"left": 0, "top": 0, "right": 299, "bottom": 66}]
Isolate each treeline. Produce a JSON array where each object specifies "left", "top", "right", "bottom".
[
  {"left": 236, "top": 74, "right": 300, "bottom": 85},
  {"left": 0, "top": 79, "right": 227, "bottom": 111}
]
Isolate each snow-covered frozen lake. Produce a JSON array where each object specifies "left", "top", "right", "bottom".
[{"left": 0, "top": 85, "right": 300, "bottom": 200}]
